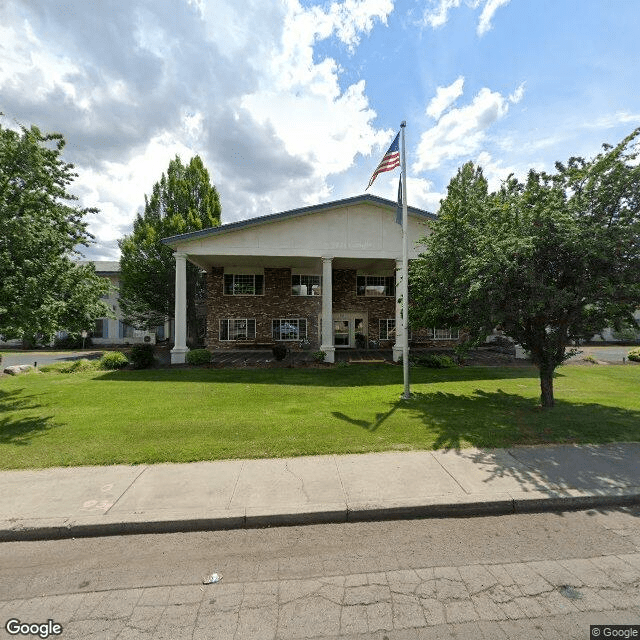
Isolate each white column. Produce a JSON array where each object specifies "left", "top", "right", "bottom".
[
  {"left": 393, "top": 259, "right": 403, "bottom": 362},
  {"left": 320, "top": 256, "right": 335, "bottom": 363},
  {"left": 170, "top": 251, "right": 190, "bottom": 364}
]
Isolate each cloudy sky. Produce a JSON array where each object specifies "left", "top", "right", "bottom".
[{"left": 2, "top": 0, "right": 639, "bottom": 260}]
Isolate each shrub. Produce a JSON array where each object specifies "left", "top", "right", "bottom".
[
  {"left": 41, "top": 359, "right": 99, "bottom": 373},
  {"left": 130, "top": 344, "right": 155, "bottom": 369},
  {"left": 272, "top": 344, "right": 288, "bottom": 361},
  {"left": 65, "top": 358, "right": 99, "bottom": 373},
  {"left": 186, "top": 349, "right": 212, "bottom": 365},
  {"left": 99, "top": 351, "right": 129, "bottom": 370},
  {"left": 312, "top": 350, "right": 326, "bottom": 362},
  {"left": 583, "top": 355, "right": 598, "bottom": 364},
  {"left": 628, "top": 347, "right": 640, "bottom": 362},
  {"left": 411, "top": 354, "right": 456, "bottom": 368}
]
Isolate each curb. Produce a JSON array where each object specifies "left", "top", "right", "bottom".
[{"left": 2, "top": 491, "right": 639, "bottom": 543}]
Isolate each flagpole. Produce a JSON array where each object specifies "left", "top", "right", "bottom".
[{"left": 400, "top": 121, "right": 410, "bottom": 399}]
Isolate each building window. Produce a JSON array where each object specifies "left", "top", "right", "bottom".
[
  {"left": 224, "top": 274, "right": 264, "bottom": 295},
  {"left": 379, "top": 319, "right": 396, "bottom": 340},
  {"left": 220, "top": 318, "right": 256, "bottom": 341},
  {"left": 272, "top": 318, "right": 307, "bottom": 341},
  {"left": 119, "top": 321, "right": 135, "bottom": 338},
  {"left": 357, "top": 275, "right": 395, "bottom": 297},
  {"left": 434, "top": 328, "right": 459, "bottom": 340},
  {"left": 92, "top": 318, "right": 107, "bottom": 338},
  {"left": 292, "top": 274, "right": 321, "bottom": 296},
  {"left": 423, "top": 327, "right": 459, "bottom": 340}
]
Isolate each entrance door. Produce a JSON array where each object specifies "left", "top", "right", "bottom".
[
  {"left": 325, "top": 312, "right": 368, "bottom": 348},
  {"left": 334, "top": 320, "right": 350, "bottom": 347}
]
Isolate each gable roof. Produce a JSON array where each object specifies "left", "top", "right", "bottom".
[
  {"left": 78, "top": 260, "right": 120, "bottom": 275},
  {"left": 162, "top": 193, "right": 435, "bottom": 246}
]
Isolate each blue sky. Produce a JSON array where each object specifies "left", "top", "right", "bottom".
[{"left": 1, "top": 0, "right": 639, "bottom": 260}]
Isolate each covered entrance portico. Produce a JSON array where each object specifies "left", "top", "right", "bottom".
[{"left": 161, "top": 195, "right": 434, "bottom": 364}]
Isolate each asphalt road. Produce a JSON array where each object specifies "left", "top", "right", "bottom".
[
  {"left": 1, "top": 509, "right": 639, "bottom": 639},
  {"left": 0, "top": 350, "right": 103, "bottom": 368},
  {"left": 567, "top": 344, "right": 638, "bottom": 363}
]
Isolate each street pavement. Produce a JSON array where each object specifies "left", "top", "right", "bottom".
[
  {"left": 2, "top": 510, "right": 640, "bottom": 639},
  {"left": 1, "top": 443, "right": 639, "bottom": 542}
]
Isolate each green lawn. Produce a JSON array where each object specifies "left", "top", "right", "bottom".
[{"left": 1, "top": 364, "right": 639, "bottom": 470}]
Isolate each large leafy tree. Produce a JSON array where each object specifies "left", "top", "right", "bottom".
[
  {"left": 118, "top": 155, "right": 221, "bottom": 344},
  {"left": 411, "top": 130, "right": 640, "bottom": 408},
  {"left": 0, "top": 122, "right": 110, "bottom": 346}
]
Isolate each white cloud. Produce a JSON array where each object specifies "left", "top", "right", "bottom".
[
  {"left": 423, "top": 0, "right": 461, "bottom": 29},
  {"left": 477, "top": 0, "right": 510, "bottom": 36},
  {"left": 509, "top": 81, "right": 526, "bottom": 104},
  {"left": 407, "top": 176, "right": 443, "bottom": 212},
  {"left": 422, "top": 0, "right": 510, "bottom": 36},
  {"left": 426, "top": 76, "right": 465, "bottom": 119},
  {"left": 241, "top": 0, "right": 393, "bottom": 181},
  {"left": 413, "top": 86, "right": 512, "bottom": 172},
  {"left": 475, "top": 150, "right": 545, "bottom": 190},
  {"left": 0, "top": 0, "right": 395, "bottom": 259},
  {"left": 588, "top": 111, "right": 640, "bottom": 129}
]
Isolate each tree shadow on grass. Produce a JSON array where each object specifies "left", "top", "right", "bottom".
[
  {"left": 91, "top": 364, "right": 541, "bottom": 387},
  {"left": 404, "top": 388, "right": 640, "bottom": 451},
  {"left": 333, "top": 388, "right": 640, "bottom": 502},
  {"left": 332, "top": 403, "right": 401, "bottom": 432},
  {"left": 0, "top": 389, "right": 54, "bottom": 446}
]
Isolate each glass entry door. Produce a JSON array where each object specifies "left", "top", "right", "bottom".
[
  {"left": 320, "top": 312, "right": 368, "bottom": 348},
  {"left": 334, "top": 320, "right": 350, "bottom": 347}
]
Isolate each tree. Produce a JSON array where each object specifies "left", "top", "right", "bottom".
[
  {"left": 0, "top": 122, "right": 111, "bottom": 346},
  {"left": 118, "top": 156, "right": 221, "bottom": 344},
  {"left": 411, "top": 130, "right": 640, "bottom": 408}
]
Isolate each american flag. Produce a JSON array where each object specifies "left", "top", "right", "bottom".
[{"left": 366, "top": 133, "right": 400, "bottom": 189}]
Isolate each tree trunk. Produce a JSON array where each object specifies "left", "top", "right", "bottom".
[{"left": 539, "top": 369, "right": 555, "bottom": 408}]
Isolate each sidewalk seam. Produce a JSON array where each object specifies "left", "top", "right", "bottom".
[
  {"left": 227, "top": 460, "right": 245, "bottom": 511},
  {"left": 332, "top": 455, "right": 349, "bottom": 509},
  {"left": 104, "top": 465, "right": 149, "bottom": 515},
  {"left": 430, "top": 452, "right": 470, "bottom": 495}
]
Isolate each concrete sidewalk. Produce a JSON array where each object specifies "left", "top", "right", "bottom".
[{"left": 1, "top": 443, "right": 639, "bottom": 542}]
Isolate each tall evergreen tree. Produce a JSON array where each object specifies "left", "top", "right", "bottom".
[
  {"left": 118, "top": 155, "right": 221, "bottom": 344},
  {"left": 0, "top": 122, "right": 110, "bottom": 346},
  {"left": 411, "top": 130, "right": 640, "bottom": 407}
]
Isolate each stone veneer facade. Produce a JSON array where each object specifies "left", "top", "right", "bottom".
[{"left": 206, "top": 266, "right": 398, "bottom": 350}]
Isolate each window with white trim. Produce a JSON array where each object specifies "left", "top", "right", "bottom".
[
  {"left": 272, "top": 318, "right": 307, "bottom": 341},
  {"left": 357, "top": 275, "right": 395, "bottom": 297},
  {"left": 223, "top": 274, "right": 264, "bottom": 295},
  {"left": 423, "top": 327, "right": 460, "bottom": 340},
  {"left": 434, "top": 328, "right": 459, "bottom": 340},
  {"left": 292, "top": 274, "right": 321, "bottom": 296},
  {"left": 220, "top": 318, "right": 256, "bottom": 340},
  {"left": 379, "top": 319, "right": 396, "bottom": 340}
]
